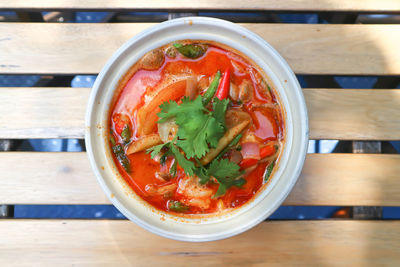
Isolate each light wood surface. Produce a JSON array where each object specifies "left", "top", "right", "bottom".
[
  {"left": 0, "top": 23, "right": 399, "bottom": 75},
  {"left": 1, "top": 0, "right": 399, "bottom": 12},
  {"left": 2, "top": 87, "right": 400, "bottom": 140},
  {"left": 1, "top": 152, "right": 400, "bottom": 206},
  {"left": 1, "top": 220, "right": 399, "bottom": 266},
  {"left": 0, "top": 87, "right": 89, "bottom": 139}
]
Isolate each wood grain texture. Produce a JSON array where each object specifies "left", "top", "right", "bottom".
[
  {"left": 2, "top": 88, "right": 400, "bottom": 140},
  {"left": 0, "top": 220, "right": 399, "bottom": 266},
  {"left": 0, "top": 87, "right": 89, "bottom": 138},
  {"left": 0, "top": 23, "right": 399, "bottom": 75},
  {"left": 1, "top": 0, "right": 399, "bottom": 12},
  {"left": 1, "top": 152, "right": 400, "bottom": 206}
]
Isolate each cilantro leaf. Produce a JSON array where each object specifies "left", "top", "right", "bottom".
[
  {"left": 212, "top": 98, "right": 230, "bottom": 129},
  {"left": 147, "top": 143, "right": 167, "bottom": 159},
  {"left": 158, "top": 97, "right": 205, "bottom": 123},
  {"left": 148, "top": 142, "right": 196, "bottom": 176},
  {"left": 207, "top": 158, "right": 245, "bottom": 198},
  {"left": 169, "top": 143, "right": 196, "bottom": 176}
]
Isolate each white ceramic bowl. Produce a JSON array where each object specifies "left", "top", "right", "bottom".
[{"left": 85, "top": 17, "right": 308, "bottom": 242}]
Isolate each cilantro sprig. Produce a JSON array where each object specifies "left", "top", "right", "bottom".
[
  {"left": 147, "top": 72, "right": 246, "bottom": 198},
  {"left": 158, "top": 96, "right": 229, "bottom": 159}
]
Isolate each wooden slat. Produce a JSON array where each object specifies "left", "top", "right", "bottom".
[
  {"left": 0, "top": 87, "right": 89, "bottom": 139},
  {"left": 1, "top": 220, "right": 399, "bottom": 266},
  {"left": 0, "top": 23, "right": 399, "bottom": 75},
  {"left": 1, "top": 0, "right": 399, "bottom": 12},
  {"left": 1, "top": 152, "right": 400, "bottom": 206},
  {"left": 2, "top": 88, "right": 400, "bottom": 140}
]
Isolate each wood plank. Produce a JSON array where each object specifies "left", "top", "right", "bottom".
[
  {"left": 2, "top": 88, "right": 400, "bottom": 140},
  {"left": 1, "top": 152, "right": 400, "bottom": 206},
  {"left": 0, "top": 23, "right": 399, "bottom": 75},
  {"left": 1, "top": 0, "right": 399, "bottom": 12},
  {"left": 1, "top": 220, "right": 399, "bottom": 266},
  {"left": 303, "top": 89, "right": 400, "bottom": 140}
]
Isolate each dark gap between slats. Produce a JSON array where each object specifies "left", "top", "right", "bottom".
[{"left": 10, "top": 205, "right": 400, "bottom": 220}]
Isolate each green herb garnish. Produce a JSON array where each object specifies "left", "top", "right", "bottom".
[
  {"left": 173, "top": 43, "right": 206, "bottom": 59},
  {"left": 121, "top": 125, "right": 131, "bottom": 144},
  {"left": 264, "top": 161, "right": 275, "bottom": 182},
  {"left": 158, "top": 96, "right": 225, "bottom": 159},
  {"left": 147, "top": 83, "right": 247, "bottom": 197},
  {"left": 112, "top": 144, "right": 130, "bottom": 173},
  {"left": 202, "top": 158, "right": 245, "bottom": 198},
  {"left": 168, "top": 200, "right": 189, "bottom": 212}
]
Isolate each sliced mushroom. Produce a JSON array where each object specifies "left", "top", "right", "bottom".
[
  {"left": 225, "top": 109, "right": 252, "bottom": 129},
  {"left": 165, "top": 46, "right": 177, "bottom": 58},
  {"left": 145, "top": 183, "right": 177, "bottom": 196},
  {"left": 231, "top": 60, "right": 246, "bottom": 74},
  {"left": 155, "top": 171, "right": 173, "bottom": 181},
  {"left": 229, "top": 82, "right": 240, "bottom": 102},
  {"left": 238, "top": 79, "right": 254, "bottom": 103},
  {"left": 139, "top": 49, "right": 165, "bottom": 70}
]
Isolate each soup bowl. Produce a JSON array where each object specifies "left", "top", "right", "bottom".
[{"left": 85, "top": 17, "right": 308, "bottom": 242}]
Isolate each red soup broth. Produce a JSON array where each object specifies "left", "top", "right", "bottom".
[{"left": 109, "top": 41, "right": 284, "bottom": 215}]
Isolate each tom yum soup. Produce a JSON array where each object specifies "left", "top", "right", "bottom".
[{"left": 109, "top": 40, "right": 285, "bottom": 215}]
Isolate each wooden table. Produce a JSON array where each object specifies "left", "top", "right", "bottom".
[{"left": 1, "top": 1, "right": 400, "bottom": 266}]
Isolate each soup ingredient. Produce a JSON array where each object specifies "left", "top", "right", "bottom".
[
  {"left": 158, "top": 96, "right": 228, "bottom": 159},
  {"left": 202, "top": 71, "right": 221, "bottom": 105},
  {"left": 110, "top": 41, "right": 284, "bottom": 214},
  {"left": 158, "top": 118, "right": 178, "bottom": 143},
  {"left": 121, "top": 125, "right": 131, "bottom": 144},
  {"left": 238, "top": 79, "right": 253, "bottom": 103},
  {"left": 239, "top": 143, "right": 276, "bottom": 169},
  {"left": 149, "top": 93, "right": 248, "bottom": 197},
  {"left": 240, "top": 142, "right": 260, "bottom": 160},
  {"left": 173, "top": 43, "right": 206, "bottom": 59},
  {"left": 168, "top": 200, "right": 189, "bottom": 212},
  {"left": 113, "top": 113, "right": 130, "bottom": 135},
  {"left": 200, "top": 119, "right": 250, "bottom": 165},
  {"left": 165, "top": 46, "right": 177, "bottom": 58},
  {"left": 215, "top": 133, "right": 242, "bottom": 161},
  {"left": 126, "top": 134, "right": 162, "bottom": 155},
  {"left": 139, "top": 49, "right": 165, "bottom": 70},
  {"left": 197, "top": 158, "right": 245, "bottom": 198},
  {"left": 149, "top": 142, "right": 197, "bottom": 176},
  {"left": 139, "top": 79, "right": 187, "bottom": 135},
  {"left": 111, "top": 143, "right": 130, "bottom": 173},
  {"left": 264, "top": 161, "right": 275, "bottom": 182},
  {"left": 260, "top": 143, "right": 276, "bottom": 158},
  {"left": 215, "top": 68, "right": 231, "bottom": 100},
  {"left": 177, "top": 176, "right": 213, "bottom": 209},
  {"left": 185, "top": 76, "right": 198, "bottom": 100}
]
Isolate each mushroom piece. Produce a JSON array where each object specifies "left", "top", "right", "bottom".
[
  {"left": 238, "top": 79, "right": 254, "bottom": 103},
  {"left": 229, "top": 82, "right": 240, "bottom": 102},
  {"left": 139, "top": 49, "right": 165, "bottom": 70}
]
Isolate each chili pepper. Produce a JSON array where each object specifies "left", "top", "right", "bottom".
[
  {"left": 215, "top": 68, "right": 230, "bottom": 100},
  {"left": 202, "top": 70, "right": 221, "bottom": 105},
  {"left": 260, "top": 143, "right": 276, "bottom": 158},
  {"left": 239, "top": 158, "right": 258, "bottom": 169}
]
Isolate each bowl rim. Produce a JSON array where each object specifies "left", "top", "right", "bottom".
[{"left": 85, "top": 16, "right": 309, "bottom": 242}]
